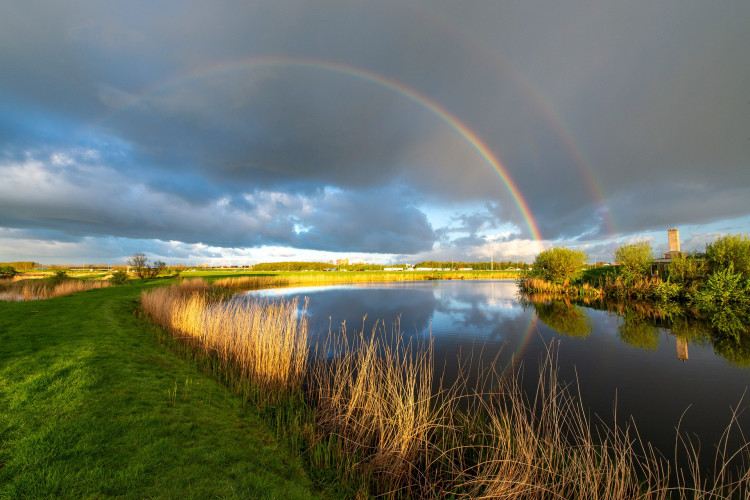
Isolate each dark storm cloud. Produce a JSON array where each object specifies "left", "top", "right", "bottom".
[
  {"left": 1, "top": 1, "right": 749, "bottom": 261},
  {"left": 0, "top": 151, "right": 434, "bottom": 253}
]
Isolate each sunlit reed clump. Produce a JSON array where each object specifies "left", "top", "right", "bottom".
[
  {"left": 308, "top": 330, "right": 664, "bottom": 498},
  {"left": 310, "top": 324, "right": 444, "bottom": 490},
  {"left": 141, "top": 281, "right": 308, "bottom": 401},
  {"left": 311, "top": 332, "right": 749, "bottom": 498},
  {"left": 0, "top": 279, "right": 110, "bottom": 301},
  {"left": 518, "top": 277, "right": 571, "bottom": 294}
]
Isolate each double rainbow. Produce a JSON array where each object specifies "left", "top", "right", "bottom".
[{"left": 92, "top": 56, "right": 544, "bottom": 242}]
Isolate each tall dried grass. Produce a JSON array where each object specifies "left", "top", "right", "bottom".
[
  {"left": 0, "top": 278, "right": 110, "bottom": 301},
  {"left": 307, "top": 329, "right": 662, "bottom": 498},
  {"left": 310, "top": 324, "right": 445, "bottom": 491},
  {"left": 518, "top": 277, "right": 571, "bottom": 295},
  {"left": 141, "top": 280, "right": 308, "bottom": 401},
  {"left": 141, "top": 281, "right": 750, "bottom": 498}
]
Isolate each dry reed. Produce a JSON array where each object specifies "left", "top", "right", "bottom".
[
  {"left": 0, "top": 278, "right": 110, "bottom": 301},
  {"left": 141, "top": 280, "right": 308, "bottom": 401},
  {"left": 518, "top": 277, "right": 571, "bottom": 295},
  {"left": 310, "top": 324, "right": 445, "bottom": 491},
  {"left": 140, "top": 280, "right": 750, "bottom": 498}
]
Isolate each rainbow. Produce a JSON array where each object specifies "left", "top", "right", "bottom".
[
  {"left": 91, "top": 56, "right": 544, "bottom": 242},
  {"left": 401, "top": 7, "right": 617, "bottom": 238},
  {"left": 514, "top": 80, "right": 617, "bottom": 238}
]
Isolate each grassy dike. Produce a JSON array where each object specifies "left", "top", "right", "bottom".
[{"left": 0, "top": 280, "right": 324, "bottom": 499}]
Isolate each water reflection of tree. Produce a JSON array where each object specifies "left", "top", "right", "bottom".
[
  {"left": 519, "top": 288, "right": 750, "bottom": 367},
  {"left": 617, "top": 310, "right": 660, "bottom": 350},
  {"left": 612, "top": 303, "right": 750, "bottom": 363},
  {"left": 521, "top": 295, "right": 592, "bottom": 338}
]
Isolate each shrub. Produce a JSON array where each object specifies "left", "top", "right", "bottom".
[
  {"left": 50, "top": 270, "right": 68, "bottom": 286},
  {"left": 693, "top": 264, "right": 748, "bottom": 306},
  {"left": 706, "top": 234, "right": 750, "bottom": 277},
  {"left": 652, "top": 279, "right": 680, "bottom": 302},
  {"left": 614, "top": 241, "right": 654, "bottom": 282},
  {"left": 0, "top": 265, "right": 17, "bottom": 279},
  {"left": 109, "top": 270, "right": 129, "bottom": 285},
  {"left": 666, "top": 252, "right": 707, "bottom": 288},
  {"left": 531, "top": 247, "right": 587, "bottom": 287}
]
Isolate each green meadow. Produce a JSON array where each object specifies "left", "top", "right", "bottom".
[{"left": 0, "top": 280, "right": 323, "bottom": 499}]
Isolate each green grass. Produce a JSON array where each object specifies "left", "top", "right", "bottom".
[{"left": 0, "top": 281, "right": 324, "bottom": 499}]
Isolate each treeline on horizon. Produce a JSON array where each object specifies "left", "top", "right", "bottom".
[
  {"left": 0, "top": 261, "right": 40, "bottom": 271},
  {"left": 249, "top": 260, "right": 530, "bottom": 271}
]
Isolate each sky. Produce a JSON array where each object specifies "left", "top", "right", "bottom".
[{"left": 1, "top": 1, "right": 749, "bottom": 266}]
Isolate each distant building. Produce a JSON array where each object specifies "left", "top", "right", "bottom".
[
  {"left": 336, "top": 258, "right": 349, "bottom": 266},
  {"left": 652, "top": 228, "right": 684, "bottom": 276}
]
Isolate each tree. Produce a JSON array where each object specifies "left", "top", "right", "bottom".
[
  {"left": 614, "top": 241, "right": 654, "bottom": 281},
  {"left": 705, "top": 234, "right": 750, "bottom": 277},
  {"left": 128, "top": 253, "right": 149, "bottom": 279},
  {"left": 148, "top": 261, "right": 167, "bottom": 278},
  {"left": 531, "top": 247, "right": 587, "bottom": 287},
  {"left": 127, "top": 253, "right": 166, "bottom": 279}
]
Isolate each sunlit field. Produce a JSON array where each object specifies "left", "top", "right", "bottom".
[
  {"left": 189, "top": 269, "right": 522, "bottom": 280},
  {"left": 141, "top": 279, "right": 750, "bottom": 498}
]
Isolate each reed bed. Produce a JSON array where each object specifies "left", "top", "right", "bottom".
[
  {"left": 141, "top": 280, "right": 308, "bottom": 401},
  {"left": 518, "top": 277, "right": 572, "bottom": 295},
  {"left": 141, "top": 281, "right": 750, "bottom": 498},
  {"left": 519, "top": 277, "right": 603, "bottom": 299},
  {"left": 310, "top": 325, "right": 446, "bottom": 492},
  {"left": 0, "top": 278, "right": 110, "bottom": 301}
]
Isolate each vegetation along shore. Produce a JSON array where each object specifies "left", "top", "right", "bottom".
[{"left": 3, "top": 244, "right": 750, "bottom": 497}]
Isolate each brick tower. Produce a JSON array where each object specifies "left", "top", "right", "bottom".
[{"left": 668, "top": 228, "right": 680, "bottom": 253}]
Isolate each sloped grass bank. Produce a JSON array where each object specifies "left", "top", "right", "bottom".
[{"left": 0, "top": 282, "right": 323, "bottom": 499}]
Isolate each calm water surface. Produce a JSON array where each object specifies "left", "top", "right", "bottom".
[{"left": 249, "top": 280, "right": 750, "bottom": 459}]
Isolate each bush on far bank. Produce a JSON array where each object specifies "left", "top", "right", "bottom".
[
  {"left": 531, "top": 247, "right": 587, "bottom": 287},
  {"left": 109, "top": 270, "right": 129, "bottom": 285},
  {"left": 525, "top": 233, "right": 750, "bottom": 306},
  {"left": 706, "top": 234, "right": 750, "bottom": 278},
  {"left": 0, "top": 265, "right": 17, "bottom": 279}
]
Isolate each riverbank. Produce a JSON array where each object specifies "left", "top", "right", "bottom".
[
  {"left": 5, "top": 273, "right": 749, "bottom": 498},
  {"left": 141, "top": 277, "right": 750, "bottom": 498},
  {"left": 0, "top": 280, "right": 324, "bottom": 498}
]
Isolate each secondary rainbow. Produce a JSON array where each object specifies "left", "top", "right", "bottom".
[
  {"left": 403, "top": 8, "right": 617, "bottom": 238},
  {"left": 92, "top": 56, "right": 544, "bottom": 242}
]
